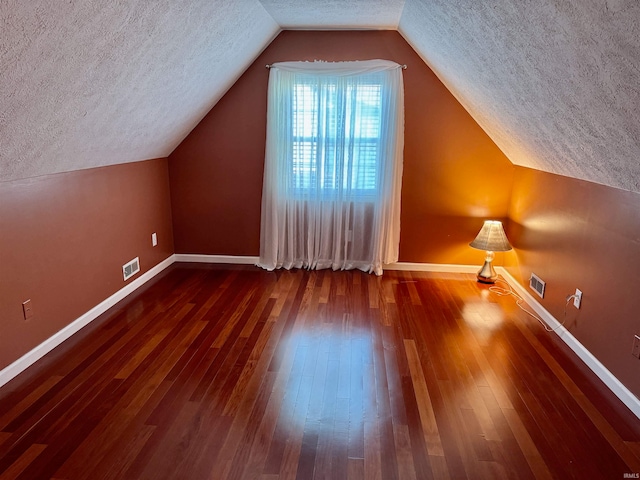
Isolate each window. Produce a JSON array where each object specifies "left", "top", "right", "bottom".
[
  {"left": 291, "top": 79, "right": 383, "bottom": 195},
  {"left": 259, "top": 60, "right": 404, "bottom": 275}
]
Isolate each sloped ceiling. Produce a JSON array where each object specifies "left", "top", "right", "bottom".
[
  {"left": 0, "top": 0, "right": 279, "bottom": 182},
  {"left": 260, "top": 0, "right": 405, "bottom": 29},
  {"left": 399, "top": 0, "right": 640, "bottom": 193},
  {"left": 1, "top": 0, "right": 639, "bottom": 193}
]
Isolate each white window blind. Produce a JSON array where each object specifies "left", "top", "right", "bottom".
[{"left": 291, "top": 80, "right": 382, "bottom": 193}]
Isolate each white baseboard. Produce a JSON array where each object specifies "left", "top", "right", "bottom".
[
  {"left": 497, "top": 267, "right": 640, "bottom": 419},
  {"left": 174, "top": 254, "right": 259, "bottom": 265},
  {"left": 385, "top": 262, "right": 478, "bottom": 273},
  {"left": 0, "top": 254, "right": 176, "bottom": 389},
  {"left": 172, "top": 257, "right": 479, "bottom": 274}
]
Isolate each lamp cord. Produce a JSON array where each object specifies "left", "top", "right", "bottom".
[{"left": 488, "top": 277, "right": 577, "bottom": 333}]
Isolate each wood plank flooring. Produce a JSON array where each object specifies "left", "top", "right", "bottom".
[{"left": 1, "top": 264, "right": 639, "bottom": 479}]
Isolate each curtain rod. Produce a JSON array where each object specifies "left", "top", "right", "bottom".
[{"left": 265, "top": 63, "right": 407, "bottom": 69}]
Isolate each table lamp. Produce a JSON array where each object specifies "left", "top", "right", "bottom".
[{"left": 469, "top": 220, "right": 512, "bottom": 284}]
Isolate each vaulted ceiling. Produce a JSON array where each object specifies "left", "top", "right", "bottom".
[{"left": 1, "top": 1, "right": 638, "bottom": 193}]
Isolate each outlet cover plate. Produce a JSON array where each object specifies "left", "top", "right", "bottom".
[
  {"left": 633, "top": 335, "right": 640, "bottom": 359},
  {"left": 573, "top": 289, "right": 582, "bottom": 309},
  {"left": 22, "top": 299, "right": 33, "bottom": 320}
]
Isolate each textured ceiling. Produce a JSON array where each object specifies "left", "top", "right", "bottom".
[
  {"left": 260, "top": 0, "right": 405, "bottom": 29},
  {"left": 0, "top": 0, "right": 278, "bottom": 182},
  {"left": 1, "top": 0, "right": 639, "bottom": 194},
  {"left": 399, "top": 0, "right": 640, "bottom": 192}
]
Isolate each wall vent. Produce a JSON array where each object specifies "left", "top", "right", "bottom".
[
  {"left": 123, "top": 257, "right": 140, "bottom": 281},
  {"left": 529, "top": 273, "right": 546, "bottom": 299}
]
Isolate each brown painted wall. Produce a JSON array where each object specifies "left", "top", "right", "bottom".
[
  {"left": 0, "top": 159, "right": 174, "bottom": 371},
  {"left": 169, "top": 30, "right": 514, "bottom": 265},
  {"left": 506, "top": 166, "right": 640, "bottom": 397}
]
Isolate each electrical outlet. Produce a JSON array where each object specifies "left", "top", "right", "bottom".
[
  {"left": 22, "top": 299, "right": 34, "bottom": 320},
  {"left": 573, "top": 289, "right": 582, "bottom": 309},
  {"left": 633, "top": 335, "right": 640, "bottom": 359},
  {"left": 152, "top": 232, "right": 158, "bottom": 247}
]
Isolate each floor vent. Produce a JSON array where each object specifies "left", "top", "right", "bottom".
[
  {"left": 123, "top": 257, "right": 140, "bottom": 281},
  {"left": 529, "top": 273, "right": 546, "bottom": 299}
]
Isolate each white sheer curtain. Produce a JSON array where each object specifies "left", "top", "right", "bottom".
[{"left": 258, "top": 60, "right": 404, "bottom": 275}]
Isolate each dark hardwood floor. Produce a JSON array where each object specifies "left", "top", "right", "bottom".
[{"left": 1, "top": 264, "right": 639, "bottom": 479}]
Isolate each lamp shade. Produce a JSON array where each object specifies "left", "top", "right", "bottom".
[{"left": 469, "top": 220, "right": 512, "bottom": 252}]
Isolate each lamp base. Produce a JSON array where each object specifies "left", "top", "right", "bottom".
[{"left": 476, "top": 251, "right": 497, "bottom": 284}]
